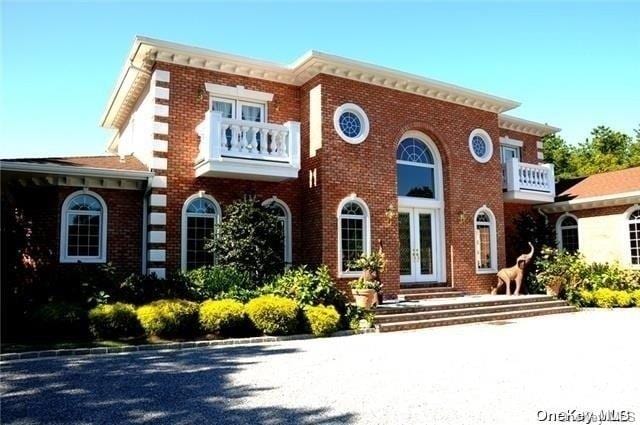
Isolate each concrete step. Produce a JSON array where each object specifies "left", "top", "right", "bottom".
[
  {"left": 401, "top": 291, "right": 465, "bottom": 301},
  {"left": 399, "top": 286, "right": 460, "bottom": 294},
  {"left": 375, "top": 295, "right": 556, "bottom": 315},
  {"left": 376, "top": 306, "right": 577, "bottom": 332},
  {"left": 374, "top": 300, "right": 569, "bottom": 324}
]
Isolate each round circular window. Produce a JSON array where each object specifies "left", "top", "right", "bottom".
[
  {"left": 468, "top": 129, "right": 493, "bottom": 163},
  {"left": 333, "top": 103, "right": 370, "bottom": 144}
]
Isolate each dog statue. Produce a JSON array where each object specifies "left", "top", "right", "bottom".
[{"left": 493, "top": 242, "right": 535, "bottom": 295}]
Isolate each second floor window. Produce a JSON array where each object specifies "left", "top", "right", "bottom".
[{"left": 211, "top": 98, "right": 265, "bottom": 123}]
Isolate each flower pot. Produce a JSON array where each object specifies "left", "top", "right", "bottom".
[
  {"left": 545, "top": 278, "right": 564, "bottom": 297},
  {"left": 352, "top": 288, "right": 377, "bottom": 309}
]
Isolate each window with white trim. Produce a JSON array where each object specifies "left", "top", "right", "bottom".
[
  {"left": 474, "top": 207, "right": 497, "bottom": 272},
  {"left": 263, "top": 198, "right": 292, "bottom": 267},
  {"left": 396, "top": 137, "right": 436, "bottom": 199},
  {"left": 628, "top": 208, "right": 640, "bottom": 266},
  {"left": 468, "top": 129, "right": 493, "bottom": 163},
  {"left": 182, "top": 195, "right": 220, "bottom": 271},
  {"left": 60, "top": 191, "right": 107, "bottom": 263},
  {"left": 500, "top": 144, "right": 521, "bottom": 163},
  {"left": 333, "top": 103, "right": 370, "bottom": 144},
  {"left": 558, "top": 215, "right": 579, "bottom": 253},
  {"left": 338, "top": 197, "right": 370, "bottom": 275},
  {"left": 211, "top": 97, "right": 266, "bottom": 149}
]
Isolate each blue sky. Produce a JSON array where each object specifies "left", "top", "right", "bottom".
[{"left": 2, "top": 1, "right": 639, "bottom": 159}]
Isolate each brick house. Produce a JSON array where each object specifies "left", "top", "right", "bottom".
[{"left": 1, "top": 36, "right": 563, "bottom": 298}]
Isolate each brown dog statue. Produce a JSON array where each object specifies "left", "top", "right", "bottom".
[{"left": 493, "top": 242, "right": 535, "bottom": 295}]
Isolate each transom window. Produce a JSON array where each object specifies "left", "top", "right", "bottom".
[
  {"left": 468, "top": 129, "right": 493, "bottom": 163},
  {"left": 629, "top": 208, "right": 640, "bottom": 266},
  {"left": 474, "top": 207, "right": 497, "bottom": 272},
  {"left": 338, "top": 197, "right": 370, "bottom": 275},
  {"left": 396, "top": 138, "right": 436, "bottom": 199},
  {"left": 263, "top": 198, "right": 292, "bottom": 267},
  {"left": 60, "top": 191, "right": 107, "bottom": 263},
  {"left": 558, "top": 215, "right": 579, "bottom": 253},
  {"left": 182, "top": 195, "right": 220, "bottom": 271}
]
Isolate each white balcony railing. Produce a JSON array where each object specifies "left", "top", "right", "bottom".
[
  {"left": 503, "top": 158, "right": 555, "bottom": 202},
  {"left": 195, "top": 111, "right": 300, "bottom": 181}
]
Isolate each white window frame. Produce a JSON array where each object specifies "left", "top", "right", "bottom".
[
  {"left": 625, "top": 205, "right": 640, "bottom": 269},
  {"left": 500, "top": 144, "right": 521, "bottom": 164},
  {"left": 468, "top": 128, "right": 494, "bottom": 163},
  {"left": 59, "top": 189, "right": 108, "bottom": 263},
  {"left": 181, "top": 192, "right": 222, "bottom": 271},
  {"left": 238, "top": 100, "right": 266, "bottom": 123},
  {"left": 337, "top": 194, "right": 371, "bottom": 277},
  {"left": 474, "top": 206, "right": 497, "bottom": 274},
  {"left": 211, "top": 96, "right": 236, "bottom": 119},
  {"left": 208, "top": 85, "right": 268, "bottom": 122},
  {"left": 333, "top": 103, "right": 370, "bottom": 145},
  {"left": 396, "top": 134, "right": 440, "bottom": 202},
  {"left": 262, "top": 197, "right": 292, "bottom": 266},
  {"left": 556, "top": 213, "right": 579, "bottom": 252}
]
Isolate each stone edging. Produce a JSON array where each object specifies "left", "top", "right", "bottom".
[{"left": 0, "top": 328, "right": 376, "bottom": 363}]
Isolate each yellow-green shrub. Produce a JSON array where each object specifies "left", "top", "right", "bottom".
[
  {"left": 136, "top": 299, "right": 199, "bottom": 337},
  {"left": 614, "top": 291, "right": 633, "bottom": 307},
  {"left": 304, "top": 305, "right": 340, "bottom": 337},
  {"left": 631, "top": 289, "right": 640, "bottom": 307},
  {"left": 199, "top": 299, "right": 245, "bottom": 336},
  {"left": 245, "top": 295, "right": 299, "bottom": 335},
  {"left": 593, "top": 288, "right": 616, "bottom": 308},
  {"left": 89, "top": 303, "right": 142, "bottom": 339},
  {"left": 578, "top": 290, "right": 594, "bottom": 307}
]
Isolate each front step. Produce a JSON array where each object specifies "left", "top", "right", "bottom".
[
  {"left": 374, "top": 295, "right": 577, "bottom": 332},
  {"left": 398, "top": 286, "right": 465, "bottom": 300}
]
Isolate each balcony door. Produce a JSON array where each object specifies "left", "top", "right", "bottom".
[{"left": 399, "top": 207, "right": 438, "bottom": 283}]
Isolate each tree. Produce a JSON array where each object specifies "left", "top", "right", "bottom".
[
  {"left": 541, "top": 134, "right": 574, "bottom": 179},
  {"left": 207, "top": 197, "right": 284, "bottom": 285}
]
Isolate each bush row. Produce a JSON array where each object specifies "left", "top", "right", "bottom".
[
  {"left": 576, "top": 289, "right": 640, "bottom": 308},
  {"left": 36, "top": 296, "right": 342, "bottom": 341}
]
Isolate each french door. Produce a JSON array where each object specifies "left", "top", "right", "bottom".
[{"left": 398, "top": 207, "right": 437, "bottom": 283}]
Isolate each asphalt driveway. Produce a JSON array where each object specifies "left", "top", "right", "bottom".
[{"left": 2, "top": 309, "right": 639, "bottom": 425}]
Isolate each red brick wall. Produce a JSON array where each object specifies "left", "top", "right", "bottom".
[{"left": 5, "top": 185, "right": 143, "bottom": 276}]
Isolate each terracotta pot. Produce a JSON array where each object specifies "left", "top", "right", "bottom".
[{"left": 352, "top": 288, "right": 377, "bottom": 309}]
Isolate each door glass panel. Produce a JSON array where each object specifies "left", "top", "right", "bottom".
[
  {"left": 419, "top": 213, "right": 433, "bottom": 275},
  {"left": 398, "top": 212, "right": 412, "bottom": 275}
]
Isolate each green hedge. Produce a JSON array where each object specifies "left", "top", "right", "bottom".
[
  {"left": 245, "top": 295, "right": 299, "bottom": 335},
  {"left": 304, "top": 305, "right": 340, "bottom": 337},
  {"left": 577, "top": 289, "right": 639, "bottom": 308},
  {"left": 199, "top": 299, "right": 246, "bottom": 336},
  {"left": 89, "top": 303, "right": 142, "bottom": 339},
  {"left": 30, "top": 302, "right": 88, "bottom": 339},
  {"left": 136, "top": 299, "right": 199, "bottom": 337}
]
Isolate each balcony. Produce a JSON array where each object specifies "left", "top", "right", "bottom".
[
  {"left": 195, "top": 111, "right": 301, "bottom": 181},
  {"left": 502, "top": 158, "right": 556, "bottom": 204}
]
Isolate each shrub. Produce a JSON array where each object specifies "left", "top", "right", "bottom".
[
  {"left": 199, "top": 299, "right": 246, "bottom": 336},
  {"left": 208, "top": 197, "right": 284, "bottom": 283},
  {"left": 30, "top": 302, "right": 88, "bottom": 339},
  {"left": 136, "top": 299, "right": 199, "bottom": 337},
  {"left": 245, "top": 295, "right": 299, "bottom": 335},
  {"left": 118, "top": 273, "right": 191, "bottom": 305},
  {"left": 88, "top": 303, "right": 142, "bottom": 339},
  {"left": 632, "top": 289, "right": 640, "bottom": 307},
  {"left": 185, "top": 266, "right": 253, "bottom": 301},
  {"left": 614, "top": 291, "right": 633, "bottom": 308},
  {"left": 264, "top": 265, "right": 345, "bottom": 308},
  {"left": 578, "top": 290, "right": 594, "bottom": 307},
  {"left": 593, "top": 288, "right": 617, "bottom": 308},
  {"left": 304, "top": 305, "right": 340, "bottom": 337}
]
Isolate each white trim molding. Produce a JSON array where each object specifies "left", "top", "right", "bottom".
[
  {"left": 499, "top": 114, "right": 561, "bottom": 137},
  {"left": 205, "top": 83, "right": 274, "bottom": 102},
  {"left": 337, "top": 194, "right": 371, "bottom": 278},
  {"left": 262, "top": 197, "right": 293, "bottom": 266},
  {"left": 180, "top": 192, "right": 222, "bottom": 271},
  {"left": 333, "top": 103, "right": 370, "bottom": 145},
  {"left": 539, "top": 191, "right": 640, "bottom": 213},
  {"left": 499, "top": 136, "right": 524, "bottom": 148},
  {"left": 59, "top": 190, "right": 108, "bottom": 264},
  {"left": 468, "top": 128, "right": 494, "bottom": 164},
  {"left": 474, "top": 205, "right": 498, "bottom": 274}
]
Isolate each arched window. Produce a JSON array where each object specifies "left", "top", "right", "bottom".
[
  {"left": 60, "top": 190, "right": 107, "bottom": 263},
  {"left": 181, "top": 194, "right": 221, "bottom": 271},
  {"left": 628, "top": 208, "right": 640, "bottom": 266},
  {"left": 474, "top": 207, "right": 497, "bottom": 272},
  {"left": 557, "top": 214, "right": 579, "bottom": 253},
  {"left": 337, "top": 196, "right": 370, "bottom": 276},
  {"left": 263, "top": 197, "right": 292, "bottom": 267},
  {"left": 396, "top": 137, "right": 436, "bottom": 199}
]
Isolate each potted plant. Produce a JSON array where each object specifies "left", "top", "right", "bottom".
[
  {"left": 349, "top": 277, "right": 382, "bottom": 309},
  {"left": 349, "top": 249, "right": 387, "bottom": 304}
]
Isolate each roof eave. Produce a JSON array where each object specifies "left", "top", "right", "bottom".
[{"left": 0, "top": 160, "right": 153, "bottom": 180}]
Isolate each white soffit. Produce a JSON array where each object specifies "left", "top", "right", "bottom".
[{"left": 499, "top": 114, "right": 561, "bottom": 137}]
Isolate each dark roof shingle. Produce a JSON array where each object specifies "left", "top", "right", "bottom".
[
  {"left": 1, "top": 155, "right": 148, "bottom": 172},
  {"left": 556, "top": 166, "right": 640, "bottom": 201}
]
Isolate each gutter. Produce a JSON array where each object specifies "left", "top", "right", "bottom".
[{"left": 0, "top": 161, "right": 154, "bottom": 181}]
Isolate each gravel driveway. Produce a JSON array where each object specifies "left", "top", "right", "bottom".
[{"left": 2, "top": 309, "right": 639, "bottom": 425}]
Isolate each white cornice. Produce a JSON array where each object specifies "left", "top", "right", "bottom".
[
  {"left": 101, "top": 36, "right": 523, "bottom": 130},
  {"left": 499, "top": 114, "right": 561, "bottom": 137},
  {"left": 539, "top": 191, "right": 640, "bottom": 213}
]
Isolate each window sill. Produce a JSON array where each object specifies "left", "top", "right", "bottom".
[
  {"left": 476, "top": 268, "right": 497, "bottom": 275},
  {"left": 60, "top": 257, "right": 107, "bottom": 264},
  {"left": 338, "top": 271, "right": 362, "bottom": 279}
]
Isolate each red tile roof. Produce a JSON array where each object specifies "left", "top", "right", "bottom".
[
  {"left": 1, "top": 155, "right": 148, "bottom": 172},
  {"left": 558, "top": 166, "right": 640, "bottom": 200}
]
